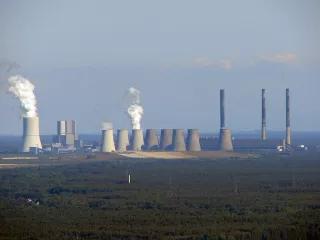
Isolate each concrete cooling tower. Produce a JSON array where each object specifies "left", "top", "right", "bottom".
[
  {"left": 172, "top": 129, "right": 186, "bottom": 151},
  {"left": 219, "top": 128, "right": 233, "bottom": 151},
  {"left": 22, "top": 117, "right": 42, "bottom": 152},
  {"left": 186, "top": 129, "right": 201, "bottom": 151},
  {"left": 101, "top": 129, "right": 115, "bottom": 152},
  {"left": 261, "top": 89, "right": 267, "bottom": 141},
  {"left": 144, "top": 129, "right": 159, "bottom": 150},
  {"left": 219, "top": 89, "right": 233, "bottom": 151},
  {"left": 285, "top": 88, "right": 291, "bottom": 145},
  {"left": 116, "top": 129, "right": 129, "bottom": 152},
  {"left": 131, "top": 129, "right": 144, "bottom": 151},
  {"left": 160, "top": 129, "right": 173, "bottom": 151}
]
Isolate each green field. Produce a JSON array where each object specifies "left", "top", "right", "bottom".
[{"left": 1, "top": 153, "right": 320, "bottom": 239}]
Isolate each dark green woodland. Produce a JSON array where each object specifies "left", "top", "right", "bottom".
[{"left": 1, "top": 153, "right": 320, "bottom": 239}]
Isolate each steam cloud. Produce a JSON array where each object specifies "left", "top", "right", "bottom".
[
  {"left": 8, "top": 75, "right": 38, "bottom": 117},
  {"left": 0, "top": 60, "right": 20, "bottom": 92},
  {"left": 126, "top": 87, "right": 143, "bottom": 129}
]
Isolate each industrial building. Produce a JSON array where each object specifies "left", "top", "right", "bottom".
[
  {"left": 54, "top": 120, "right": 77, "bottom": 147},
  {"left": 12, "top": 88, "right": 299, "bottom": 155}
]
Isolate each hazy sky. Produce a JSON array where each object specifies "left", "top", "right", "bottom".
[{"left": 0, "top": 0, "right": 319, "bottom": 135}]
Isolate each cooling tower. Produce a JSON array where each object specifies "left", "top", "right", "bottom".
[
  {"left": 172, "top": 129, "right": 186, "bottom": 151},
  {"left": 160, "top": 129, "right": 173, "bottom": 151},
  {"left": 219, "top": 89, "right": 233, "bottom": 151},
  {"left": 285, "top": 88, "right": 291, "bottom": 145},
  {"left": 131, "top": 129, "right": 144, "bottom": 151},
  {"left": 144, "top": 129, "right": 159, "bottom": 150},
  {"left": 22, "top": 117, "right": 42, "bottom": 152},
  {"left": 261, "top": 89, "right": 267, "bottom": 140},
  {"left": 219, "top": 128, "right": 233, "bottom": 151},
  {"left": 186, "top": 129, "right": 201, "bottom": 151},
  {"left": 116, "top": 129, "right": 129, "bottom": 152},
  {"left": 101, "top": 129, "right": 115, "bottom": 152}
]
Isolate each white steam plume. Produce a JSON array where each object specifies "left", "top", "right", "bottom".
[
  {"left": 8, "top": 75, "right": 38, "bottom": 117},
  {"left": 0, "top": 60, "right": 20, "bottom": 93},
  {"left": 125, "top": 87, "right": 143, "bottom": 129}
]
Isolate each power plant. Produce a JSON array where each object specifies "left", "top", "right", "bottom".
[
  {"left": 186, "top": 129, "right": 201, "bottom": 151},
  {"left": 130, "top": 129, "right": 144, "bottom": 151},
  {"left": 55, "top": 120, "right": 77, "bottom": 147},
  {"left": 22, "top": 117, "right": 42, "bottom": 152},
  {"left": 160, "top": 129, "right": 173, "bottom": 150},
  {"left": 144, "top": 129, "right": 159, "bottom": 150},
  {"left": 101, "top": 123, "right": 115, "bottom": 152},
  {"left": 285, "top": 88, "right": 291, "bottom": 145},
  {"left": 218, "top": 89, "right": 233, "bottom": 151},
  {"left": 6, "top": 75, "right": 297, "bottom": 155},
  {"left": 261, "top": 89, "right": 267, "bottom": 141},
  {"left": 172, "top": 129, "right": 186, "bottom": 151},
  {"left": 117, "top": 129, "right": 130, "bottom": 152}
]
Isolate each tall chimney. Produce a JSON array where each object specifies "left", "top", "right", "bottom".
[
  {"left": 285, "top": 88, "right": 291, "bottom": 145},
  {"left": 144, "top": 129, "right": 159, "bottom": 150},
  {"left": 116, "top": 129, "right": 129, "bottom": 152},
  {"left": 220, "top": 89, "right": 225, "bottom": 128},
  {"left": 131, "top": 129, "right": 144, "bottom": 151},
  {"left": 261, "top": 89, "right": 267, "bottom": 140},
  {"left": 101, "top": 129, "right": 115, "bottom": 152},
  {"left": 160, "top": 129, "right": 173, "bottom": 151},
  {"left": 218, "top": 89, "right": 233, "bottom": 151},
  {"left": 22, "top": 117, "right": 42, "bottom": 152},
  {"left": 186, "top": 129, "right": 201, "bottom": 151},
  {"left": 172, "top": 129, "right": 186, "bottom": 151}
]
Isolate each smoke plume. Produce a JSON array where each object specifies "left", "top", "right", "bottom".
[
  {"left": 0, "top": 60, "right": 20, "bottom": 93},
  {"left": 125, "top": 87, "right": 143, "bottom": 129},
  {"left": 8, "top": 75, "right": 38, "bottom": 117}
]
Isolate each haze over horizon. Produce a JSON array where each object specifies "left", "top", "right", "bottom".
[{"left": 0, "top": 0, "right": 319, "bottom": 134}]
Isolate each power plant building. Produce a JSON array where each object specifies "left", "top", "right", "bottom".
[{"left": 55, "top": 120, "right": 77, "bottom": 146}]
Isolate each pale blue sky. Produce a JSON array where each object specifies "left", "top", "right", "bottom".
[{"left": 0, "top": 0, "right": 319, "bottom": 134}]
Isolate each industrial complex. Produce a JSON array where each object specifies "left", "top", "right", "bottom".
[{"left": 10, "top": 88, "right": 302, "bottom": 157}]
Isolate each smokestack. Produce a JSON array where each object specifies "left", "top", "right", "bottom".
[
  {"left": 101, "top": 129, "right": 115, "bottom": 152},
  {"left": 286, "top": 88, "right": 291, "bottom": 145},
  {"left": 186, "top": 129, "right": 201, "bottom": 151},
  {"left": 219, "top": 89, "right": 233, "bottom": 151},
  {"left": 116, "top": 129, "right": 129, "bottom": 152},
  {"left": 22, "top": 117, "right": 42, "bottom": 152},
  {"left": 172, "top": 129, "right": 186, "bottom": 151},
  {"left": 131, "top": 129, "right": 144, "bottom": 151},
  {"left": 160, "top": 129, "right": 173, "bottom": 151},
  {"left": 261, "top": 89, "right": 267, "bottom": 140},
  {"left": 220, "top": 89, "right": 225, "bottom": 128},
  {"left": 144, "top": 129, "right": 159, "bottom": 150}
]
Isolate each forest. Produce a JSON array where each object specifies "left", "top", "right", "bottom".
[{"left": 0, "top": 153, "right": 320, "bottom": 239}]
